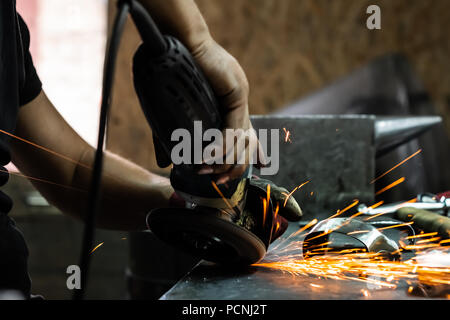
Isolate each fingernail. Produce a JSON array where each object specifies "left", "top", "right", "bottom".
[
  {"left": 216, "top": 176, "right": 230, "bottom": 185},
  {"left": 198, "top": 168, "right": 214, "bottom": 174}
]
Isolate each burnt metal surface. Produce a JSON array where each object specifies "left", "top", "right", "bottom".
[
  {"left": 251, "top": 115, "right": 375, "bottom": 221},
  {"left": 160, "top": 224, "right": 423, "bottom": 300}
]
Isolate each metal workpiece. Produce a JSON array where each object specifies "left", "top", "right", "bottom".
[
  {"left": 250, "top": 115, "right": 376, "bottom": 221},
  {"left": 302, "top": 218, "right": 400, "bottom": 257},
  {"left": 250, "top": 114, "right": 440, "bottom": 221}
]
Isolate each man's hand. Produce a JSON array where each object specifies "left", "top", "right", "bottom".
[
  {"left": 192, "top": 38, "right": 264, "bottom": 185},
  {"left": 138, "top": 0, "right": 265, "bottom": 185}
]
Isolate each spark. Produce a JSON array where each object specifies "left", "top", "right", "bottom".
[
  {"left": 364, "top": 198, "right": 416, "bottom": 221},
  {"left": 347, "top": 230, "right": 370, "bottom": 235},
  {"left": 283, "top": 128, "right": 292, "bottom": 143},
  {"left": 0, "top": 128, "right": 92, "bottom": 170},
  {"left": 254, "top": 248, "right": 450, "bottom": 290},
  {"left": 270, "top": 218, "right": 318, "bottom": 253},
  {"left": 89, "top": 242, "right": 104, "bottom": 254},
  {"left": 282, "top": 180, "right": 310, "bottom": 207},
  {"left": 262, "top": 198, "right": 268, "bottom": 228},
  {"left": 327, "top": 199, "right": 359, "bottom": 220},
  {"left": 271, "top": 202, "right": 280, "bottom": 234},
  {"left": 375, "top": 177, "right": 405, "bottom": 196},
  {"left": 211, "top": 181, "right": 234, "bottom": 211},
  {"left": 0, "top": 168, "right": 87, "bottom": 193},
  {"left": 405, "top": 232, "right": 438, "bottom": 240},
  {"left": 416, "top": 237, "right": 441, "bottom": 244},
  {"left": 294, "top": 219, "right": 318, "bottom": 237},
  {"left": 376, "top": 221, "right": 414, "bottom": 231},
  {"left": 371, "top": 149, "right": 422, "bottom": 184}
]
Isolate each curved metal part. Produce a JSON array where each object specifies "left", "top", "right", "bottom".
[{"left": 303, "top": 218, "right": 399, "bottom": 257}]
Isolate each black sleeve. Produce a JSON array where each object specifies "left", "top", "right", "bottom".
[{"left": 17, "top": 14, "right": 42, "bottom": 106}]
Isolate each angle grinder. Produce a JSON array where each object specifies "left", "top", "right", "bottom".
[{"left": 129, "top": 1, "right": 275, "bottom": 265}]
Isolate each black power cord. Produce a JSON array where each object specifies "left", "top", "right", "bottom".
[{"left": 73, "top": 1, "right": 130, "bottom": 300}]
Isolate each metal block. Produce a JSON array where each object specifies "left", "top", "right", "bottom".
[{"left": 250, "top": 115, "right": 375, "bottom": 221}]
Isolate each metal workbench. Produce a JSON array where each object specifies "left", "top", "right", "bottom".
[{"left": 161, "top": 224, "right": 427, "bottom": 300}]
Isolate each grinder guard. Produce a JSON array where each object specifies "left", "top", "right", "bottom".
[{"left": 147, "top": 183, "right": 274, "bottom": 265}]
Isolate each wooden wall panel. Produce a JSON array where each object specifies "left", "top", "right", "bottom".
[{"left": 106, "top": 0, "right": 450, "bottom": 170}]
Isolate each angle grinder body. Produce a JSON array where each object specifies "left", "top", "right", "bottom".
[{"left": 131, "top": 10, "right": 273, "bottom": 265}]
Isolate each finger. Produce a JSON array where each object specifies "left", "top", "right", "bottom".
[
  {"left": 266, "top": 185, "right": 303, "bottom": 222},
  {"left": 280, "top": 196, "right": 303, "bottom": 222},
  {"left": 214, "top": 164, "right": 248, "bottom": 185},
  {"left": 200, "top": 128, "right": 254, "bottom": 175}
]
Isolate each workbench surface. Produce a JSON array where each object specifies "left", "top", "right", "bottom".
[{"left": 161, "top": 224, "right": 432, "bottom": 300}]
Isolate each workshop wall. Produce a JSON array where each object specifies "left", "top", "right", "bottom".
[
  {"left": 104, "top": 0, "right": 449, "bottom": 300},
  {"left": 107, "top": 0, "right": 450, "bottom": 168}
]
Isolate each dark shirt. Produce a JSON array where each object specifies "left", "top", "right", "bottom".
[{"left": 0, "top": 0, "right": 42, "bottom": 296}]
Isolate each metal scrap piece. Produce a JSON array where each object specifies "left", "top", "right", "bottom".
[{"left": 303, "top": 218, "right": 399, "bottom": 257}]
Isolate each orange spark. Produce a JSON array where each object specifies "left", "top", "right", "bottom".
[
  {"left": 371, "top": 149, "right": 422, "bottom": 184},
  {"left": 347, "top": 230, "right": 371, "bottom": 235},
  {"left": 90, "top": 242, "right": 104, "bottom": 254},
  {"left": 283, "top": 181, "right": 310, "bottom": 207},
  {"left": 377, "top": 221, "right": 414, "bottom": 231},
  {"left": 254, "top": 247, "right": 450, "bottom": 290},
  {"left": 211, "top": 181, "right": 233, "bottom": 210},
  {"left": 282, "top": 128, "right": 292, "bottom": 143},
  {"left": 0, "top": 128, "right": 92, "bottom": 170},
  {"left": 0, "top": 168, "right": 86, "bottom": 193},
  {"left": 416, "top": 237, "right": 441, "bottom": 244},
  {"left": 375, "top": 177, "right": 405, "bottom": 196},
  {"left": 327, "top": 199, "right": 359, "bottom": 220},
  {"left": 292, "top": 219, "right": 318, "bottom": 238},
  {"left": 364, "top": 198, "right": 416, "bottom": 221},
  {"left": 262, "top": 198, "right": 268, "bottom": 228},
  {"left": 405, "top": 232, "right": 438, "bottom": 240}
]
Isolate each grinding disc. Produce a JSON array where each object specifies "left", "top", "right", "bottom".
[{"left": 147, "top": 208, "right": 267, "bottom": 265}]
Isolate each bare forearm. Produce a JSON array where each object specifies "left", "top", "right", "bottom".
[
  {"left": 12, "top": 91, "right": 173, "bottom": 231},
  {"left": 69, "top": 147, "right": 173, "bottom": 230}
]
